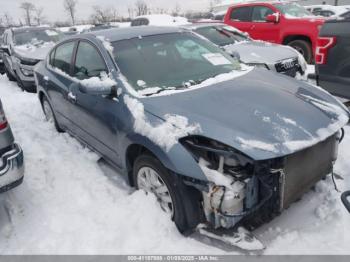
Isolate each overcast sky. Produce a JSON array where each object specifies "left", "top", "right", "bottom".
[{"left": 0, "top": 0, "right": 210, "bottom": 24}]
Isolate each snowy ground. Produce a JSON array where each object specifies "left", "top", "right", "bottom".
[{"left": 0, "top": 72, "right": 349, "bottom": 254}]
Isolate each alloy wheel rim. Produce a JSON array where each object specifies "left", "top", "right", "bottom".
[{"left": 137, "top": 166, "right": 174, "bottom": 216}]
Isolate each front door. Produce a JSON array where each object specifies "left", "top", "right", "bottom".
[
  {"left": 249, "top": 5, "right": 280, "bottom": 43},
  {"left": 67, "top": 40, "right": 121, "bottom": 165}
]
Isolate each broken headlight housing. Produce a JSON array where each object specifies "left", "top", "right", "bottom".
[{"left": 180, "top": 136, "right": 272, "bottom": 229}]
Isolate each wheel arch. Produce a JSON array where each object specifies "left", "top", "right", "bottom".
[{"left": 282, "top": 34, "right": 312, "bottom": 46}]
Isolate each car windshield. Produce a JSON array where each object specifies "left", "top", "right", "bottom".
[
  {"left": 14, "top": 29, "right": 64, "bottom": 46},
  {"left": 274, "top": 3, "right": 313, "bottom": 18},
  {"left": 112, "top": 32, "right": 241, "bottom": 93},
  {"left": 195, "top": 26, "right": 249, "bottom": 47}
]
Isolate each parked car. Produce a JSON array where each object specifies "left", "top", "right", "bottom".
[
  {"left": 224, "top": 1, "right": 325, "bottom": 63},
  {"left": 0, "top": 99, "right": 24, "bottom": 193},
  {"left": 34, "top": 27, "right": 349, "bottom": 249},
  {"left": 184, "top": 23, "right": 307, "bottom": 78},
  {"left": 0, "top": 27, "right": 65, "bottom": 92},
  {"left": 315, "top": 19, "right": 350, "bottom": 100},
  {"left": 131, "top": 14, "right": 189, "bottom": 27},
  {"left": 82, "top": 24, "right": 118, "bottom": 33}
]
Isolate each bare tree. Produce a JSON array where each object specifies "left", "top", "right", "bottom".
[
  {"left": 90, "top": 6, "right": 118, "bottom": 24},
  {"left": 34, "top": 7, "right": 45, "bottom": 25},
  {"left": 172, "top": 3, "right": 181, "bottom": 16},
  {"left": 20, "top": 2, "right": 35, "bottom": 26},
  {"left": 3, "top": 13, "right": 14, "bottom": 27},
  {"left": 135, "top": 0, "right": 148, "bottom": 16},
  {"left": 127, "top": 6, "right": 135, "bottom": 19},
  {"left": 63, "top": 0, "right": 78, "bottom": 25}
]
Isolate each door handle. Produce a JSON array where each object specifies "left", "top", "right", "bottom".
[
  {"left": 250, "top": 25, "right": 256, "bottom": 30},
  {"left": 68, "top": 92, "right": 77, "bottom": 103}
]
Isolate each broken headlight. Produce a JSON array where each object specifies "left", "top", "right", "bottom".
[{"left": 180, "top": 136, "right": 259, "bottom": 228}]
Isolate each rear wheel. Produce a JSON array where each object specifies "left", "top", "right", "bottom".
[
  {"left": 41, "top": 96, "right": 64, "bottom": 133},
  {"left": 133, "top": 154, "right": 203, "bottom": 234},
  {"left": 288, "top": 39, "right": 313, "bottom": 64}
]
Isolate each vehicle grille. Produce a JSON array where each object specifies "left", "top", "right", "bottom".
[
  {"left": 281, "top": 135, "right": 337, "bottom": 209},
  {"left": 275, "top": 58, "right": 300, "bottom": 77}
]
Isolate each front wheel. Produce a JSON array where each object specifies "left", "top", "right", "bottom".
[
  {"left": 133, "top": 154, "right": 203, "bottom": 234},
  {"left": 288, "top": 40, "right": 313, "bottom": 64}
]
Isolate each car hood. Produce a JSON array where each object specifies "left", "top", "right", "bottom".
[
  {"left": 13, "top": 42, "right": 55, "bottom": 61},
  {"left": 140, "top": 69, "right": 349, "bottom": 160},
  {"left": 224, "top": 41, "right": 298, "bottom": 64}
]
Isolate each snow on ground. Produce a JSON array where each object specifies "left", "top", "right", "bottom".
[{"left": 0, "top": 73, "right": 349, "bottom": 254}]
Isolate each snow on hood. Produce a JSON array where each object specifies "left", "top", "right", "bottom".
[
  {"left": 124, "top": 95, "right": 201, "bottom": 151},
  {"left": 14, "top": 41, "right": 55, "bottom": 60},
  {"left": 224, "top": 40, "right": 302, "bottom": 65},
  {"left": 138, "top": 69, "right": 349, "bottom": 160}
]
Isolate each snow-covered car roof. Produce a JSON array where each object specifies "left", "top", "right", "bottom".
[
  {"left": 85, "top": 26, "right": 184, "bottom": 43},
  {"left": 133, "top": 14, "right": 190, "bottom": 26}
]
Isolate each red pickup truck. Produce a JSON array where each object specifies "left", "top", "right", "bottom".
[{"left": 224, "top": 1, "right": 325, "bottom": 63}]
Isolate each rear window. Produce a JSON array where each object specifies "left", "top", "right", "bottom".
[{"left": 230, "top": 7, "right": 252, "bottom": 22}]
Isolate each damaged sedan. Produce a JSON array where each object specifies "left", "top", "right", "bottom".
[{"left": 33, "top": 27, "right": 349, "bottom": 250}]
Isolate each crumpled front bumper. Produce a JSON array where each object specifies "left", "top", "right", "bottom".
[{"left": 0, "top": 143, "right": 24, "bottom": 193}]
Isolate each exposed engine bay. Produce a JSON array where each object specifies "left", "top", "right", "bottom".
[{"left": 181, "top": 131, "right": 342, "bottom": 236}]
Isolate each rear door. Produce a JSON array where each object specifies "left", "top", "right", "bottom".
[
  {"left": 226, "top": 6, "right": 253, "bottom": 35},
  {"left": 45, "top": 40, "right": 77, "bottom": 128},
  {"left": 250, "top": 5, "right": 280, "bottom": 43}
]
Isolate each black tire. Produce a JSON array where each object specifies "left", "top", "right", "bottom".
[
  {"left": 133, "top": 154, "right": 203, "bottom": 234},
  {"left": 41, "top": 96, "right": 64, "bottom": 133},
  {"left": 14, "top": 72, "right": 25, "bottom": 91},
  {"left": 287, "top": 39, "right": 313, "bottom": 64},
  {"left": 4, "top": 66, "right": 16, "bottom": 82}
]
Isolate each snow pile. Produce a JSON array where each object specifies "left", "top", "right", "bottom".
[
  {"left": 124, "top": 95, "right": 201, "bottom": 152},
  {"left": 96, "top": 35, "right": 114, "bottom": 53},
  {"left": 14, "top": 41, "right": 55, "bottom": 54}
]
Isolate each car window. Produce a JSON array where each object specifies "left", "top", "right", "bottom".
[
  {"left": 52, "top": 41, "right": 75, "bottom": 75},
  {"left": 73, "top": 41, "right": 107, "bottom": 80},
  {"left": 230, "top": 7, "right": 252, "bottom": 22},
  {"left": 341, "top": 11, "right": 350, "bottom": 19},
  {"left": 195, "top": 26, "right": 249, "bottom": 46},
  {"left": 252, "top": 6, "right": 275, "bottom": 22}
]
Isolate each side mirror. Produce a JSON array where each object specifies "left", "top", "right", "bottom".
[
  {"left": 266, "top": 13, "right": 280, "bottom": 23},
  {"left": 0, "top": 45, "right": 10, "bottom": 56},
  {"left": 341, "top": 191, "right": 350, "bottom": 213},
  {"left": 227, "top": 50, "right": 241, "bottom": 61},
  {"left": 78, "top": 81, "right": 117, "bottom": 96}
]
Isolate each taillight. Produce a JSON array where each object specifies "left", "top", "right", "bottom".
[
  {"left": 0, "top": 104, "right": 8, "bottom": 130},
  {"left": 315, "top": 37, "right": 336, "bottom": 65}
]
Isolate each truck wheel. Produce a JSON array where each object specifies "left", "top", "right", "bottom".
[
  {"left": 288, "top": 40, "right": 312, "bottom": 64},
  {"left": 41, "top": 96, "right": 64, "bottom": 133},
  {"left": 133, "top": 154, "right": 203, "bottom": 234}
]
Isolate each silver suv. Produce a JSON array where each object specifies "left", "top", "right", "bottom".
[
  {"left": 0, "top": 27, "right": 64, "bottom": 92},
  {"left": 184, "top": 23, "right": 307, "bottom": 78}
]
